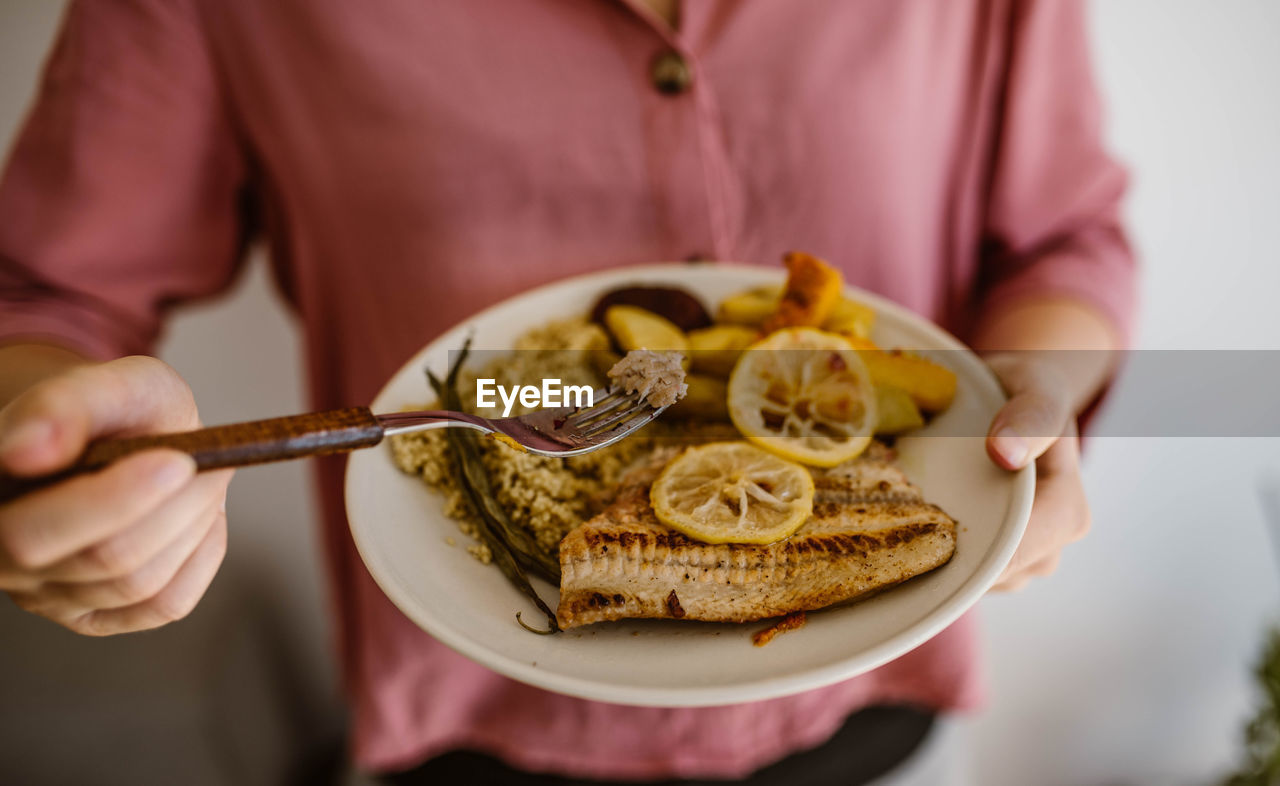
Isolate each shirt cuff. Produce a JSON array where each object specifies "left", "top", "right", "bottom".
[
  {"left": 978, "top": 244, "right": 1138, "bottom": 350},
  {"left": 0, "top": 296, "right": 152, "bottom": 361}
]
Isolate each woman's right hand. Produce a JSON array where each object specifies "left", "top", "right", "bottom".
[{"left": 0, "top": 356, "right": 231, "bottom": 635}]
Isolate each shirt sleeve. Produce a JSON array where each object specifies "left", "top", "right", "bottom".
[
  {"left": 0, "top": 0, "right": 248, "bottom": 361},
  {"left": 977, "top": 0, "right": 1138, "bottom": 345}
]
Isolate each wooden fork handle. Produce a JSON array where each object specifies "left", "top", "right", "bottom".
[{"left": 0, "top": 407, "right": 383, "bottom": 504}]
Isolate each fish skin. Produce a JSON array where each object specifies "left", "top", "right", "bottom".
[{"left": 556, "top": 444, "right": 957, "bottom": 629}]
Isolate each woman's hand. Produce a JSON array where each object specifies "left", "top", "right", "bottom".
[
  {"left": 0, "top": 355, "right": 231, "bottom": 635},
  {"left": 983, "top": 353, "right": 1092, "bottom": 592}
]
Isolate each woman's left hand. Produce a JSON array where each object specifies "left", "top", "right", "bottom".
[{"left": 983, "top": 353, "right": 1092, "bottom": 592}]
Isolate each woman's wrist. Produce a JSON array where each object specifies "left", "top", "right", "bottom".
[{"left": 971, "top": 296, "right": 1121, "bottom": 416}]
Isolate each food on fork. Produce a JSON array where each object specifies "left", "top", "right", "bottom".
[{"left": 607, "top": 350, "right": 688, "bottom": 409}]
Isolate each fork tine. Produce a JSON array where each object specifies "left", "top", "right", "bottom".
[
  {"left": 565, "top": 388, "right": 620, "bottom": 424},
  {"left": 584, "top": 409, "right": 662, "bottom": 442},
  {"left": 578, "top": 401, "right": 656, "bottom": 437},
  {"left": 570, "top": 389, "right": 639, "bottom": 426}
]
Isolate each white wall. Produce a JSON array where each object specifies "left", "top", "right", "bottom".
[
  {"left": 1, "top": 2, "right": 1277, "bottom": 784},
  {"left": 967, "top": 3, "right": 1280, "bottom": 784}
]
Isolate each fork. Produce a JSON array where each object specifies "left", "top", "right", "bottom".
[{"left": 0, "top": 387, "right": 665, "bottom": 504}]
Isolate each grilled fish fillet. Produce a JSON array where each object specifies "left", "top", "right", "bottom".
[{"left": 557, "top": 444, "right": 956, "bottom": 629}]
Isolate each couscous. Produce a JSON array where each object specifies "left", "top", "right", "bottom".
[{"left": 390, "top": 317, "right": 697, "bottom": 562}]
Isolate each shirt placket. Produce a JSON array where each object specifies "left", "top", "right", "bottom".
[{"left": 613, "top": 0, "right": 740, "bottom": 263}]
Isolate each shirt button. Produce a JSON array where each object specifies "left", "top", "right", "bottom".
[{"left": 651, "top": 50, "right": 693, "bottom": 95}]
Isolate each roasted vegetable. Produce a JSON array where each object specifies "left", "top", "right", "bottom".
[
  {"left": 761, "top": 251, "right": 844, "bottom": 333},
  {"left": 823, "top": 296, "right": 876, "bottom": 340},
  {"left": 716, "top": 286, "right": 782, "bottom": 326},
  {"left": 426, "top": 339, "right": 560, "bottom": 633},
  {"left": 604, "top": 304, "right": 689, "bottom": 354},
  {"left": 590, "top": 286, "right": 711, "bottom": 332},
  {"left": 687, "top": 324, "right": 759, "bottom": 377},
  {"left": 874, "top": 385, "right": 926, "bottom": 435},
  {"left": 842, "top": 335, "right": 879, "bottom": 351},
  {"left": 858, "top": 349, "right": 957, "bottom": 412},
  {"left": 667, "top": 374, "right": 730, "bottom": 420}
]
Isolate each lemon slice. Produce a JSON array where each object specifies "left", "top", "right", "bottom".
[
  {"left": 650, "top": 442, "right": 814, "bottom": 545},
  {"left": 727, "top": 327, "right": 877, "bottom": 467}
]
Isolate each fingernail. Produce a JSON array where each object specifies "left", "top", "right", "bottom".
[
  {"left": 994, "top": 428, "right": 1030, "bottom": 467},
  {"left": 0, "top": 419, "right": 53, "bottom": 463},
  {"left": 150, "top": 452, "right": 196, "bottom": 492}
]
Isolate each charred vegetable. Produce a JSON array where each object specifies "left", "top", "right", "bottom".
[{"left": 761, "top": 251, "right": 844, "bottom": 333}]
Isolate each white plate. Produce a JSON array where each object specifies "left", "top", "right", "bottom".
[{"left": 345, "top": 263, "right": 1033, "bottom": 707}]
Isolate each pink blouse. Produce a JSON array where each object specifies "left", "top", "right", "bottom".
[{"left": 0, "top": 0, "right": 1134, "bottom": 779}]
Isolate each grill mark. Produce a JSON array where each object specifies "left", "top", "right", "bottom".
[
  {"left": 585, "top": 529, "right": 699, "bottom": 550},
  {"left": 566, "top": 520, "right": 947, "bottom": 577},
  {"left": 811, "top": 501, "right": 936, "bottom": 519},
  {"left": 578, "top": 495, "right": 941, "bottom": 552},
  {"left": 813, "top": 488, "right": 921, "bottom": 505}
]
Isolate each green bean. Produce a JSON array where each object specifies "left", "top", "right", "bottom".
[{"left": 427, "top": 338, "right": 560, "bottom": 632}]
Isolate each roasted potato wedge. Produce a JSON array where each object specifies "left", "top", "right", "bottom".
[
  {"left": 874, "top": 385, "right": 926, "bottom": 435},
  {"left": 761, "top": 251, "right": 844, "bottom": 333},
  {"left": 823, "top": 296, "right": 876, "bottom": 340},
  {"left": 842, "top": 335, "right": 879, "bottom": 351},
  {"left": 590, "top": 286, "right": 711, "bottom": 332},
  {"left": 717, "top": 286, "right": 875, "bottom": 339},
  {"left": 857, "top": 349, "right": 957, "bottom": 412},
  {"left": 603, "top": 305, "right": 689, "bottom": 354},
  {"left": 687, "top": 324, "right": 759, "bottom": 377},
  {"left": 667, "top": 374, "right": 729, "bottom": 420},
  {"left": 715, "top": 286, "right": 782, "bottom": 326}
]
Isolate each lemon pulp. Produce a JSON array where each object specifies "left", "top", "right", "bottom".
[
  {"left": 650, "top": 442, "right": 814, "bottom": 545},
  {"left": 727, "top": 327, "right": 877, "bottom": 467}
]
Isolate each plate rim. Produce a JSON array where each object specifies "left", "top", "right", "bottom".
[{"left": 345, "top": 262, "right": 1034, "bottom": 707}]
